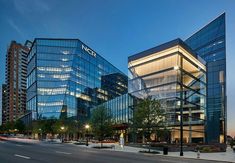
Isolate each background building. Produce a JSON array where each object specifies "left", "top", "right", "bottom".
[
  {"left": 27, "top": 38, "right": 127, "bottom": 121},
  {"left": 1, "top": 84, "right": 7, "bottom": 124},
  {"left": 4, "top": 41, "right": 28, "bottom": 123},
  {"left": 0, "top": 85, "right": 2, "bottom": 125},
  {"left": 128, "top": 39, "right": 207, "bottom": 143},
  {"left": 185, "top": 13, "right": 226, "bottom": 143}
]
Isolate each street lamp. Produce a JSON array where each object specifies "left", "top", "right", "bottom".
[
  {"left": 85, "top": 124, "right": 90, "bottom": 146},
  {"left": 177, "top": 59, "right": 184, "bottom": 157},
  {"left": 61, "top": 126, "right": 65, "bottom": 143},
  {"left": 39, "top": 128, "right": 42, "bottom": 140}
]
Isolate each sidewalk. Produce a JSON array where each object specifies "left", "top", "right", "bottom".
[
  {"left": 166, "top": 147, "right": 235, "bottom": 163},
  {"left": 76, "top": 142, "right": 235, "bottom": 162}
]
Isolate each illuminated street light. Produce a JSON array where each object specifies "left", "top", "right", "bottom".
[
  {"left": 61, "top": 126, "right": 65, "bottom": 143},
  {"left": 85, "top": 124, "right": 90, "bottom": 146},
  {"left": 85, "top": 124, "right": 90, "bottom": 129}
]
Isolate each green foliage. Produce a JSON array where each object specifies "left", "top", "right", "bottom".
[
  {"left": 133, "top": 97, "right": 165, "bottom": 133},
  {"left": 230, "top": 140, "right": 234, "bottom": 148},
  {"left": 4, "top": 121, "right": 15, "bottom": 131},
  {"left": 41, "top": 119, "right": 56, "bottom": 134},
  {"left": 32, "top": 120, "right": 43, "bottom": 134},
  {"left": 14, "top": 120, "right": 25, "bottom": 133},
  {"left": 0, "top": 120, "right": 25, "bottom": 134},
  {"left": 31, "top": 118, "right": 82, "bottom": 137},
  {"left": 132, "top": 97, "right": 165, "bottom": 145},
  {"left": 90, "top": 106, "right": 113, "bottom": 144}
]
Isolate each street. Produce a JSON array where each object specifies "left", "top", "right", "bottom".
[{"left": 0, "top": 140, "right": 224, "bottom": 163}]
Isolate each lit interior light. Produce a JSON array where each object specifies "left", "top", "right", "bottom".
[
  {"left": 174, "top": 66, "right": 179, "bottom": 70},
  {"left": 62, "top": 58, "right": 68, "bottom": 61},
  {"left": 38, "top": 74, "right": 45, "bottom": 78},
  {"left": 178, "top": 115, "right": 181, "bottom": 121},
  {"left": 38, "top": 88, "right": 67, "bottom": 95},
  {"left": 61, "top": 50, "right": 70, "bottom": 55},
  {"left": 38, "top": 101, "right": 63, "bottom": 106}
]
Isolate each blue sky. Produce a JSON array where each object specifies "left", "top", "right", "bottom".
[{"left": 0, "top": 0, "right": 234, "bottom": 136}]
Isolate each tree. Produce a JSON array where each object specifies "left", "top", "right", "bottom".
[
  {"left": 14, "top": 120, "right": 25, "bottom": 134},
  {"left": 66, "top": 120, "right": 80, "bottom": 139},
  {"left": 3, "top": 121, "right": 15, "bottom": 133},
  {"left": 41, "top": 119, "right": 56, "bottom": 135},
  {"left": 90, "top": 106, "right": 113, "bottom": 147},
  {"left": 132, "top": 97, "right": 165, "bottom": 152}
]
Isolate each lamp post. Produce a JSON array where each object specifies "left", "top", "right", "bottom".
[
  {"left": 39, "top": 128, "right": 42, "bottom": 140},
  {"left": 179, "top": 58, "right": 183, "bottom": 157},
  {"left": 61, "top": 126, "right": 65, "bottom": 143},
  {"left": 85, "top": 124, "right": 90, "bottom": 146}
]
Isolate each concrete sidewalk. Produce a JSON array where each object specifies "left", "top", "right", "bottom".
[
  {"left": 166, "top": 147, "right": 235, "bottom": 163},
  {"left": 76, "top": 142, "right": 235, "bottom": 162}
]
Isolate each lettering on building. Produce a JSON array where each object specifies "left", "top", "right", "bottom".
[{"left": 82, "top": 44, "right": 96, "bottom": 57}]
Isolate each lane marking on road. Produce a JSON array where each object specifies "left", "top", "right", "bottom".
[
  {"left": 84, "top": 150, "right": 99, "bottom": 153},
  {"left": 14, "top": 154, "right": 31, "bottom": 159},
  {"left": 16, "top": 144, "right": 23, "bottom": 147},
  {"left": 55, "top": 151, "right": 72, "bottom": 155},
  {"left": 159, "top": 159, "right": 186, "bottom": 163}
]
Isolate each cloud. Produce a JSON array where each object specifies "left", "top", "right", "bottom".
[
  {"left": 6, "top": 18, "right": 25, "bottom": 39},
  {"left": 13, "top": 0, "right": 50, "bottom": 15}
]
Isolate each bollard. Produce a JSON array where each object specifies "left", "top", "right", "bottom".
[{"left": 197, "top": 150, "right": 200, "bottom": 159}]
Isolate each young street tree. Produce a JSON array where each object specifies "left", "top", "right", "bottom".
[
  {"left": 132, "top": 96, "right": 165, "bottom": 152},
  {"left": 90, "top": 106, "right": 113, "bottom": 147}
]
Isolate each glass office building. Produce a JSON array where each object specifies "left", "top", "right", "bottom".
[
  {"left": 27, "top": 38, "right": 127, "bottom": 120},
  {"left": 185, "top": 13, "right": 226, "bottom": 143},
  {"left": 128, "top": 39, "right": 207, "bottom": 143}
]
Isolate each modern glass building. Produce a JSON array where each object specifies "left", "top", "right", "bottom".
[
  {"left": 185, "top": 13, "right": 226, "bottom": 143},
  {"left": 128, "top": 39, "right": 207, "bottom": 143},
  {"left": 26, "top": 38, "right": 127, "bottom": 121}
]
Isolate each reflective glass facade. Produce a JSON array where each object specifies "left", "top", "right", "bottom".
[
  {"left": 185, "top": 13, "right": 226, "bottom": 143},
  {"left": 27, "top": 38, "right": 127, "bottom": 120},
  {"left": 128, "top": 39, "right": 206, "bottom": 143},
  {"left": 93, "top": 93, "right": 135, "bottom": 125}
]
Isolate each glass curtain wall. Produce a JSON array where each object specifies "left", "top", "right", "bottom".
[{"left": 93, "top": 93, "right": 135, "bottom": 124}]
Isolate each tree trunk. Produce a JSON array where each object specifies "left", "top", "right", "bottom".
[{"left": 142, "top": 134, "right": 145, "bottom": 144}]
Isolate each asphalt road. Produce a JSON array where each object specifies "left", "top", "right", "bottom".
[{"left": 0, "top": 140, "right": 225, "bottom": 163}]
